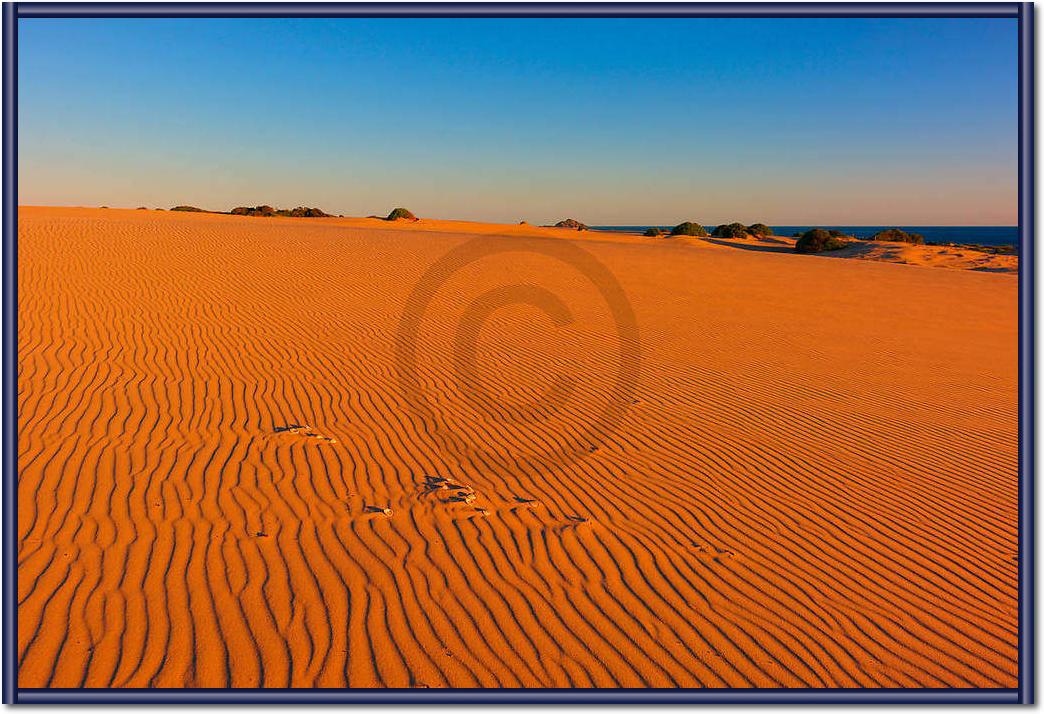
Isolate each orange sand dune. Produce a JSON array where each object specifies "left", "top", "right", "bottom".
[
  {"left": 17, "top": 206, "right": 1017, "bottom": 688},
  {"left": 700, "top": 233, "right": 1018, "bottom": 273}
]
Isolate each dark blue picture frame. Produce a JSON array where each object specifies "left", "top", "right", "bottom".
[{"left": 2, "top": 1, "right": 1034, "bottom": 705}]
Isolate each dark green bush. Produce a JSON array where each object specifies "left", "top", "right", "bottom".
[
  {"left": 171, "top": 205, "right": 207, "bottom": 212},
  {"left": 387, "top": 207, "right": 417, "bottom": 221},
  {"left": 669, "top": 222, "right": 708, "bottom": 237},
  {"left": 554, "top": 218, "right": 588, "bottom": 230},
  {"left": 232, "top": 205, "right": 331, "bottom": 217},
  {"left": 286, "top": 207, "right": 330, "bottom": 217},
  {"left": 747, "top": 223, "right": 773, "bottom": 237},
  {"left": 231, "top": 205, "right": 273, "bottom": 216},
  {"left": 644, "top": 227, "right": 664, "bottom": 237},
  {"left": 868, "top": 228, "right": 925, "bottom": 245},
  {"left": 712, "top": 222, "right": 749, "bottom": 238},
  {"left": 795, "top": 228, "right": 849, "bottom": 254}
]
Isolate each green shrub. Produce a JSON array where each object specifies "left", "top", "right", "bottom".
[
  {"left": 644, "top": 227, "right": 664, "bottom": 237},
  {"left": 712, "top": 222, "right": 749, "bottom": 238},
  {"left": 747, "top": 223, "right": 773, "bottom": 237},
  {"left": 231, "top": 205, "right": 271, "bottom": 216},
  {"left": 286, "top": 207, "right": 330, "bottom": 217},
  {"left": 868, "top": 228, "right": 925, "bottom": 245},
  {"left": 171, "top": 205, "right": 206, "bottom": 212},
  {"left": 669, "top": 222, "right": 708, "bottom": 237},
  {"left": 232, "top": 205, "right": 330, "bottom": 218},
  {"left": 387, "top": 207, "right": 417, "bottom": 221},
  {"left": 554, "top": 218, "right": 588, "bottom": 230},
  {"left": 795, "top": 228, "right": 849, "bottom": 254}
]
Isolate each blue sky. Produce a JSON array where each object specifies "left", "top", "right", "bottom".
[{"left": 19, "top": 17, "right": 1017, "bottom": 225}]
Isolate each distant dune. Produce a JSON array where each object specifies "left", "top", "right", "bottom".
[
  {"left": 699, "top": 231, "right": 1018, "bottom": 273},
  {"left": 17, "top": 206, "right": 1017, "bottom": 688}
]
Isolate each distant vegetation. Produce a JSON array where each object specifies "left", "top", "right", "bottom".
[
  {"left": 711, "top": 222, "right": 749, "bottom": 239},
  {"left": 554, "top": 218, "right": 588, "bottom": 231},
  {"left": 795, "top": 228, "right": 849, "bottom": 254},
  {"left": 669, "top": 222, "right": 708, "bottom": 237},
  {"left": 231, "top": 205, "right": 331, "bottom": 218},
  {"left": 928, "top": 241, "right": 1017, "bottom": 255},
  {"left": 644, "top": 227, "right": 664, "bottom": 237},
  {"left": 387, "top": 207, "right": 417, "bottom": 221},
  {"left": 747, "top": 223, "right": 773, "bottom": 237},
  {"left": 171, "top": 205, "right": 206, "bottom": 212},
  {"left": 868, "top": 228, "right": 925, "bottom": 245}
]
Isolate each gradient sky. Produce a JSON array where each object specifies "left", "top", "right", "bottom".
[{"left": 19, "top": 17, "right": 1017, "bottom": 225}]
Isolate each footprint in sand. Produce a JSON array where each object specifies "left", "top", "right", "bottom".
[
  {"left": 419, "top": 476, "right": 487, "bottom": 517},
  {"left": 446, "top": 491, "right": 477, "bottom": 504},
  {"left": 273, "top": 423, "right": 337, "bottom": 444},
  {"left": 546, "top": 513, "right": 592, "bottom": 534},
  {"left": 420, "top": 475, "right": 449, "bottom": 495},
  {"left": 692, "top": 544, "right": 737, "bottom": 562}
]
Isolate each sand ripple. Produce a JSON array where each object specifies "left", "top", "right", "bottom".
[{"left": 17, "top": 207, "right": 1017, "bottom": 688}]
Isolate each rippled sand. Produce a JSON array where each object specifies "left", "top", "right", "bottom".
[{"left": 17, "top": 207, "right": 1017, "bottom": 688}]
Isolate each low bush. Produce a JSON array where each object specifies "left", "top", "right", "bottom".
[
  {"left": 644, "top": 227, "right": 664, "bottom": 237},
  {"left": 285, "top": 207, "right": 330, "bottom": 217},
  {"left": 669, "top": 222, "right": 708, "bottom": 237},
  {"left": 795, "top": 228, "right": 849, "bottom": 253},
  {"left": 171, "top": 205, "right": 206, "bottom": 212},
  {"left": 231, "top": 205, "right": 274, "bottom": 216},
  {"left": 868, "top": 228, "right": 925, "bottom": 245},
  {"left": 747, "top": 223, "right": 773, "bottom": 237},
  {"left": 712, "top": 222, "right": 749, "bottom": 239},
  {"left": 554, "top": 218, "right": 588, "bottom": 230},
  {"left": 231, "top": 205, "right": 331, "bottom": 217},
  {"left": 387, "top": 207, "right": 417, "bottom": 221}
]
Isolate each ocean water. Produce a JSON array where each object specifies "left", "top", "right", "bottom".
[{"left": 590, "top": 225, "right": 1020, "bottom": 247}]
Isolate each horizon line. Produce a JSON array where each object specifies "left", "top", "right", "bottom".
[{"left": 16, "top": 205, "right": 1019, "bottom": 228}]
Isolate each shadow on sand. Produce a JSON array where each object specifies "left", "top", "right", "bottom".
[{"left": 704, "top": 238, "right": 793, "bottom": 254}]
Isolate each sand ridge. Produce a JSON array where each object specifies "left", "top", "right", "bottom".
[{"left": 17, "top": 207, "right": 1017, "bottom": 688}]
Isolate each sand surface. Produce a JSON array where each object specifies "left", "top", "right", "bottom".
[
  {"left": 700, "top": 233, "right": 1018, "bottom": 273},
  {"left": 18, "top": 207, "right": 1018, "bottom": 688}
]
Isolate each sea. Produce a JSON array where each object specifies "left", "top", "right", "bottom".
[{"left": 589, "top": 226, "right": 1019, "bottom": 247}]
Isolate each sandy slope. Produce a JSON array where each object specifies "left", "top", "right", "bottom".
[
  {"left": 17, "top": 207, "right": 1018, "bottom": 688},
  {"left": 701, "top": 233, "right": 1018, "bottom": 273}
]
